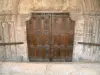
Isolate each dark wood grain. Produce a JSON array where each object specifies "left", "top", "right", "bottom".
[{"left": 27, "top": 13, "right": 75, "bottom": 61}]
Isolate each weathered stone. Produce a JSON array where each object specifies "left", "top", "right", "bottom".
[
  {"left": 0, "top": 62, "right": 100, "bottom": 75},
  {"left": 0, "top": 0, "right": 100, "bottom": 62}
]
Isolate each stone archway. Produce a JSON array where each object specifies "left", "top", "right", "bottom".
[
  {"left": 17, "top": 0, "right": 78, "bottom": 62},
  {"left": 18, "top": 0, "right": 100, "bottom": 62},
  {"left": 0, "top": 0, "right": 100, "bottom": 62}
]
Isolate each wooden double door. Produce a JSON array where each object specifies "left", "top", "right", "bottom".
[{"left": 26, "top": 13, "right": 75, "bottom": 62}]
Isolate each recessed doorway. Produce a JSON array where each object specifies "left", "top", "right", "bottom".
[{"left": 26, "top": 13, "right": 75, "bottom": 62}]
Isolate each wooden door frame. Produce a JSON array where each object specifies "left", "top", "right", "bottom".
[{"left": 26, "top": 12, "right": 75, "bottom": 62}]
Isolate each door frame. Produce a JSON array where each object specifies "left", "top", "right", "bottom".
[{"left": 26, "top": 12, "right": 75, "bottom": 62}]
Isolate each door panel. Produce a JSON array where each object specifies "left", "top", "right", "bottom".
[
  {"left": 52, "top": 14, "right": 74, "bottom": 59},
  {"left": 27, "top": 13, "right": 75, "bottom": 61},
  {"left": 27, "top": 13, "right": 51, "bottom": 61}
]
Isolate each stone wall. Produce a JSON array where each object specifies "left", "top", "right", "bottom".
[
  {"left": 0, "top": 0, "right": 100, "bottom": 62},
  {"left": 73, "top": 14, "right": 100, "bottom": 62}
]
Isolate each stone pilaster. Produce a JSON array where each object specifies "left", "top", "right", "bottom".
[{"left": 73, "top": 13, "right": 100, "bottom": 62}]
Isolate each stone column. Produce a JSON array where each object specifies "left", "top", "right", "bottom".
[
  {"left": 70, "top": 13, "right": 85, "bottom": 62},
  {"left": 80, "top": 13, "right": 100, "bottom": 62},
  {"left": 14, "top": 14, "right": 31, "bottom": 62},
  {"left": 72, "top": 13, "right": 100, "bottom": 62}
]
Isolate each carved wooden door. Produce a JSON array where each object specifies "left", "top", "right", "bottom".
[{"left": 27, "top": 13, "right": 75, "bottom": 62}]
